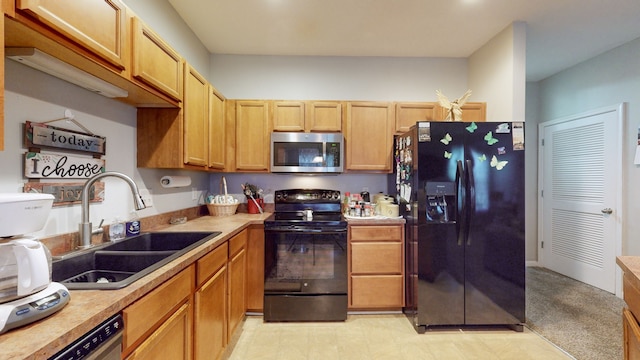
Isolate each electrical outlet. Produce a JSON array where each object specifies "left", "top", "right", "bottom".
[
  {"left": 139, "top": 189, "right": 153, "bottom": 207},
  {"left": 192, "top": 187, "right": 198, "bottom": 201}
]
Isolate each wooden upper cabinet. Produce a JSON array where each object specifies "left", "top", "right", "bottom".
[
  {"left": 345, "top": 102, "right": 394, "bottom": 172},
  {"left": 183, "top": 64, "right": 208, "bottom": 167},
  {"left": 272, "top": 101, "right": 342, "bottom": 132},
  {"left": 235, "top": 101, "right": 270, "bottom": 171},
  {"left": 306, "top": 101, "right": 342, "bottom": 132},
  {"left": 208, "top": 86, "right": 226, "bottom": 170},
  {"left": 272, "top": 101, "right": 305, "bottom": 132},
  {"left": 434, "top": 102, "right": 487, "bottom": 121},
  {"left": 0, "top": 5, "right": 5, "bottom": 152},
  {"left": 395, "top": 102, "right": 437, "bottom": 133},
  {"left": 131, "top": 16, "right": 182, "bottom": 101},
  {"left": 16, "top": 0, "right": 127, "bottom": 70}
]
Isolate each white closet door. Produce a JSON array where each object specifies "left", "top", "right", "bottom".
[{"left": 540, "top": 105, "right": 622, "bottom": 293}]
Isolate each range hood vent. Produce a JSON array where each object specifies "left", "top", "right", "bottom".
[{"left": 6, "top": 47, "right": 128, "bottom": 98}]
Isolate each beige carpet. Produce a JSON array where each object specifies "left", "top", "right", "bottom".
[{"left": 526, "top": 266, "right": 625, "bottom": 360}]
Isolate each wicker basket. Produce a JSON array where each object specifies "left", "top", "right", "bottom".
[
  {"left": 207, "top": 176, "right": 239, "bottom": 216},
  {"left": 207, "top": 202, "right": 238, "bottom": 216}
]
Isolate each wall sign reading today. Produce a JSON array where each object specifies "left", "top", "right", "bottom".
[
  {"left": 25, "top": 121, "right": 106, "bottom": 155},
  {"left": 25, "top": 152, "right": 105, "bottom": 179}
]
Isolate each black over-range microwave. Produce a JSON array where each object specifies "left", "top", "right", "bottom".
[{"left": 270, "top": 132, "right": 344, "bottom": 173}]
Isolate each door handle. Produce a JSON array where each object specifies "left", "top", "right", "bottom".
[{"left": 601, "top": 208, "right": 613, "bottom": 214}]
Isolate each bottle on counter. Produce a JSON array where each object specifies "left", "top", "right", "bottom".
[
  {"left": 109, "top": 218, "right": 125, "bottom": 241},
  {"left": 126, "top": 210, "right": 141, "bottom": 237},
  {"left": 343, "top": 192, "right": 351, "bottom": 215}
]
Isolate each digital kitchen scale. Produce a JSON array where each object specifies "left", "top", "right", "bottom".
[{"left": 0, "top": 282, "right": 70, "bottom": 334}]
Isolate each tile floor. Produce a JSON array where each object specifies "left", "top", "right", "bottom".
[{"left": 227, "top": 315, "right": 573, "bottom": 360}]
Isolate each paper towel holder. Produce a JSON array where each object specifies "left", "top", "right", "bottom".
[{"left": 160, "top": 175, "right": 191, "bottom": 188}]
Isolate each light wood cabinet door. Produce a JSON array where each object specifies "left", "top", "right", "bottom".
[
  {"left": 123, "top": 266, "right": 194, "bottom": 357},
  {"left": 208, "top": 86, "right": 226, "bottom": 170},
  {"left": 126, "top": 302, "right": 192, "bottom": 360},
  {"left": 246, "top": 225, "right": 265, "bottom": 312},
  {"left": 345, "top": 102, "right": 394, "bottom": 171},
  {"left": 272, "top": 101, "right": 342, "bottom": 132},
  {"left": 194, "top": 265, "right": 227, "bottom": 360},
  {"left": 228, "top": 230, "right": 247, "bottom": 340},
  {"left": 395, "top": 102, "right": 437, "bottom": 133},
  {"left": 131, "top": 17, "right": 182, "bottom": 101},
  {"left": 434, "top": 102, "right": 486, "bottom": 121},
  {"left": 306, "top": 101, "right": 342, "bottom": 132},
  {"left": 183, "top": 64, "right": 208, "bottom": 167},
  {"left": 235, "top": 101, "right": 270, "bottom": 171},
  {"left": 272, "top": 101, "right": 305, "bottom": 132},
  {"left": 17, "top": 0, "right": 127, "bottom": 70}
]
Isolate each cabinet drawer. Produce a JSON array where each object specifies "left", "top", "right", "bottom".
[
  {"left": 196, "top": 242, "right": 228, "bottom": 288},
  {"left": 350, "top": 225, "right": 402, "bottom": 242},
  {"left": 625, "top": 274, "right": 640, "bottom": 319},
  {"left": 351, "top": 275, "right": 403, "bottom": 308},
  {"left": 123, "top": 265, "right": 194, "bottom": 350},
  {"left": 351, "top": 242, "right": 402, "bottom": 274},
  {"left": 229, "top": 229, "right": 248, "bottom": 257}
]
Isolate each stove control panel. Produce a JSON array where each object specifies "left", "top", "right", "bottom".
[{"left": 274, "top": 189, "right": 341, "bottom": 203}]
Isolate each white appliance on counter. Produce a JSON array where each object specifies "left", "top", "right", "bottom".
[{"left": 0, "top": 193, "right": 70, "bottom": 334}]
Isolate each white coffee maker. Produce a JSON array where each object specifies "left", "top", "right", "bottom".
[{"left": 0, "top": 193, "right": 70, "bottom": 334}]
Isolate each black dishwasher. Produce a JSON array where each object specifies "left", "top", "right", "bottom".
[{"left": 49, "top": 313, "right": 124, "bottom": 360}]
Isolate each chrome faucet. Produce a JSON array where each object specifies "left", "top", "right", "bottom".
[{"left": 79, "top": 171, "right": 146, "bottom": 249}]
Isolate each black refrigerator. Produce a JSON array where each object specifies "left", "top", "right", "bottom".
[{"left": 393, "top": 121, "right": 525, "bottom": 333}]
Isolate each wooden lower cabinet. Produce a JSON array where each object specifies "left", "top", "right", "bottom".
[
  {"left": 125, "top": 302, "right": 192, "bottom": 360},
  {"left": 624, "top": 271, "right": 640, "bottom": 359},
  {"left": 228, "top": 230, "right": 247, "bottom": 339},
  {"left": 194, "top": 243, "right": 228, "bottom": 360},
  {"left": 124, "top": 230, "right": 252, "bottom": 360},
  {"left": 245, "top": 225, "right": 265, "bottom": 312},
  {"left": 123, "top": 266, "right": 194, "bottom": 358},
  {"left": 348, "top": 223, "right": 404, "bottom": 310},
  {"left": 624, "top": 308, "right": 640, "bottom": 360}
]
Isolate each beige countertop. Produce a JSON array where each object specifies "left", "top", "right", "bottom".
[
  {"left": 618, "top": 256, "right": 640, "bottom": 289},
  {"left": 0, "top": 213, "right": 271, "bottom": 360}
]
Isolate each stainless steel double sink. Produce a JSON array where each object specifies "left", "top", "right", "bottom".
[{"left": 52, "top": 231, "right": 221, "bottom": 290}]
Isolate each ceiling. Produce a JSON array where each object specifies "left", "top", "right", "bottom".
[{"left": 167, "top": 0, "right": 640, "bottom": 82}]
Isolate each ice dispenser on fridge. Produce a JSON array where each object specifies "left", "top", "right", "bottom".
[{"left": 425, "top": 181, "right": 455, "bottom": 223}]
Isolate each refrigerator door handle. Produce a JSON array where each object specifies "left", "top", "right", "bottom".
[
  {"left": 456, "top": 160, "right": 465, "bottom": 246},
  {"left": 465, "top": 159, "right": 475, "bottom": 246}
]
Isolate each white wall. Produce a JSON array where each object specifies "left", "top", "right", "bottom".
[
  {"left": 122, "top": 0, "right": 210, "bottom": 77},
  {"left": 469, "top": 22, "right": 527, "bottom": 121},
  {"left": 210, "top": 55, "right": 468, "bottom": 101},
  {"left": 537, "top": 36, "right": 640, "bottom": 256}
]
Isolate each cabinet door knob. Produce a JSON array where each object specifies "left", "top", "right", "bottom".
[{"left": 601, "top": 208, "right": 613, "bottom": 214}]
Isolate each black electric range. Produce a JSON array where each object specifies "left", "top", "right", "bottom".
[{"left": 263, "top": 189, "right": 348, "bottom": 322}]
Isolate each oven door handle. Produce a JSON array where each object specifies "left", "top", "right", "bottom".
[{"left": 266, "top": 227, "right": 347, "bottom": 233}]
